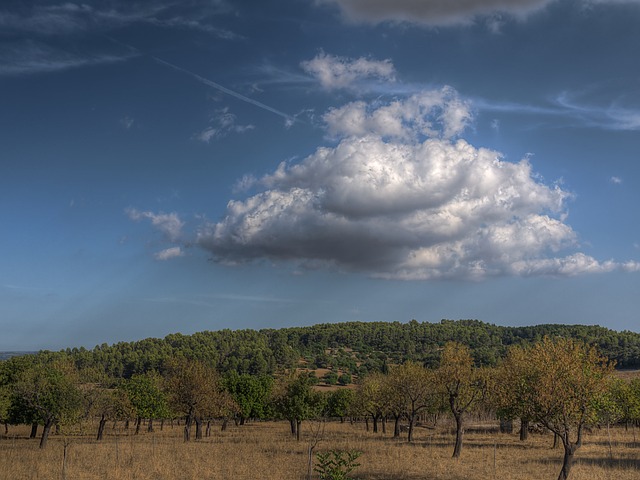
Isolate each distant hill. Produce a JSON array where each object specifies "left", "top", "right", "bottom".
[
  {"left": 0, "top": 351, "right": 36, "bottom": 361},
  {"left": 37, "top": 319, "right": 640, "bottom": 380}
]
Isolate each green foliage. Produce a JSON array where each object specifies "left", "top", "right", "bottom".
[
  {"left": 326, "top": 389, "right": 354, "bottom": 419},
  {"left": 120, "top": 372, "right": 170, "bottom": 421},
  {"left": 223, "top": 372, "right": 273, "bottom": 420},
  {"left": 314, "top": 449, "right": 362, "bottom": 480}
]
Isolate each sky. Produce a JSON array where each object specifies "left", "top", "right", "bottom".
[{"left": 2, "top": 0, "right": 640, "bottom": 351}]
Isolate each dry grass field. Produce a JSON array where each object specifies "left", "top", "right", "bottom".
[{"left": 1, "top": 420, "right": 638, "bottom": 480}]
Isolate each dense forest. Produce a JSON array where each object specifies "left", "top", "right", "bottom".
[{"left": 56, "top": 319, "right": 640, "bottom": 379}]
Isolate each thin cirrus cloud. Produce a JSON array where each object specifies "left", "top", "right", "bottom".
[
  {"left": 0, "top": 1, "right": 234, "bottom": 37},
  {"left": 300, "top": 52, "right": 396, "bottom": 90},
  {"left": 0, "top": 40, "right": 131, "bottom": 76},
  {"left": 318, "top": 0, "right": 640, "bottom": 26},
  {"left": 196, "top": 86, "right": 640, "bottom": 280}
]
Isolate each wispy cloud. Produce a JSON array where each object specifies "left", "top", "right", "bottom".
[
  {"left": 0, "top": 1, "right": 237, "bottom": 38},
  {"left": 194, "top": 107, "right": 255, "bottom": 143},
  {"left": 0, "top": 40, "right": 131, "bottom": 76}
]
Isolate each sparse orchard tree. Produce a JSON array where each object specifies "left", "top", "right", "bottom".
[
  {"left": 388, "top": 362, "right": 437, "bottom": 443},
  {"left": 500, "top": 337, "right": 613, "bottom": 480},
  {"left": 354, "top": 372, "right": 389, "bottom": 434},
  {"left": 435, "top": 342, "right": 487, "bottom": 458},
  {"left": 163, "top": 358, "right": 228, "bottom": 441}
]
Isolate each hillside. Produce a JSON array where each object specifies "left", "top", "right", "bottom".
[{"left": 50, "top": 319, "right": 640, "bottom": 379}]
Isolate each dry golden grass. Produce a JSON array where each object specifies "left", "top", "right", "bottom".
[{"left": 1, "top": 420, "right": 638, "bottom": 480}]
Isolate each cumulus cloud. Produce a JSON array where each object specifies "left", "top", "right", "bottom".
[
  {"left": 322, "top": 87, "right": 471, "bottom": 140},
  {"left": 126, "top": 208, "right": 184, "bottom": 242},
  {"left": 196, "top": 88, "right": 636, "bottom": 280},
  {"left": 300, "top": 52, "right": 396, "bottom": 90}
]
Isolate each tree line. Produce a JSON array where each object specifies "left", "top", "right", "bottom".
[{"left": 2, "top": 337, "right": 640, "bottom": 480}]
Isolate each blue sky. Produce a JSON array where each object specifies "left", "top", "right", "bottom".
[{"left": 2, "top": 0, "right": 640, "bottom": 350}]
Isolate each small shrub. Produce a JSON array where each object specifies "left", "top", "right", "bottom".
[{"left": 314, "top": 449, "right": 362, "bottom": 480}]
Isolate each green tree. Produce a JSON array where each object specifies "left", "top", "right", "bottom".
[
  {"left": 326, "top": 389, "right": 355, "bottom": 422},
  {"left": 10, "top": 358, "right": 82, "bottom": 448},
  {"left": 223, "top": 372, "right": 273, "bottom": 424},
  {"left": 272, "top": 373, "right": 324, "bottom": 441},
  {"left": 121, "top": 372, "right": 170, "bottom": 435}
]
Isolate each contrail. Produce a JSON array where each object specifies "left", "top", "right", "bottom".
[
  {"left": 105, "top": 36, "right": 296, "bottom": 124},
  {"left": 151, "top": 56, "right": 296, "bottom": 124}
]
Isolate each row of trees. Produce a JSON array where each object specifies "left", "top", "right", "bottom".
[{"left": 2, "top": 338, "right": 640, "bottom": 480}]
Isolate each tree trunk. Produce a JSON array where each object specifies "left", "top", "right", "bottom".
[
  {"left": 520, "top": 418, "right": 529, "bottom": 441},
  {"left": 3, "top": 421, "right": 8, "bottom": 435},
  {"left": 148, "top": 418, "right": 154, "bottom": 433},
  {"left": 206, "top": 420, "right": 211, "bottom": 437},
  {"left": 289, "top": 418, "right": 297, "bottom": 437},
  {"left": 557, "top": 442, "right": 578, "bottom": 480},
  {"left": 135, "top": 417, "right": 141, "bottom": 435},
  {"left": 393, "top": 414, "right": 401, "bottom": 438},
  {"left": 365, "top": 417, "right": 369, "bottom": 432},
  {"left": 30, "top": 423, "right": 38, "bottom": 439},
  {"left": 195, "top": 417, "right": 203, "bottom": 440},
  {"left": 296, "top": 420, "right": 302, "bottom": 441},
  {"left": 408, "top": 413, "right": 416, "bottom": 443},
  {"left": 97, "top": 414, "right": 107, "bottom": 441},
  {"left": 372, "top": 415, "right": 379, "bottom": 433},
  {"left": 382, "top": 416, "right": 387, "bottom": 434},
  {"left": 221, "top": 418, "right": 228, "bottom": 432},
  {"left": 239, "top": 416, "right": 245, "bottom": 426},
  {"left": 39, "top": 418, "right": 53, "bottom": 449},
  {"left": 124, "top": 419, "right": 130, "bottom": 430},
  {"left": 452, "top": 413, "right": 464, "bottom": 458},
  {"left": 184, "top": 415, "right": 192, "bottom": 442}
]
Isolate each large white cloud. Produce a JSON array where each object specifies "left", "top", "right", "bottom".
[
  {"left": 300, "top": 52, "right": 396, "bottom": 90},
  {"left": 198, "top": 88, "right": 638, "bottom": 279},
  {"left": 318, "top": 0, "right": 640, "bottom": 27}
]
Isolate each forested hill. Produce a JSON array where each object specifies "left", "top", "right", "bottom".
[{"left": 52, "top": 320, "right": 640, "bottom": 380}]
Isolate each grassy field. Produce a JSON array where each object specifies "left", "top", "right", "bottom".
[{"left": 1, "top": 420, "right": 638, "bottom": 480}]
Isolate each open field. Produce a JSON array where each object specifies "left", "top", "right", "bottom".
[{"left": 1, "top": 420, "right": 639, "bottom": 480}]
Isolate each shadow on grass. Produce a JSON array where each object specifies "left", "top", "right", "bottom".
[{"left": 577, "top": 456, "right": 640, "bottom": 470}]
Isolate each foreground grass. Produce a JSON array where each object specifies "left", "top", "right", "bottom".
[{"left": 1, "top": 421, "right": 638, "bottom": 480}]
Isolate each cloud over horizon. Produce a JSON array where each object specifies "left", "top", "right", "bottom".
[{"left": 196, "top": 88, "right": 640, "bottom": 279}]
